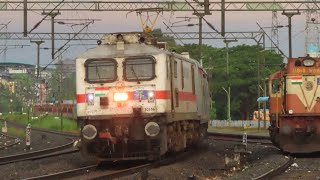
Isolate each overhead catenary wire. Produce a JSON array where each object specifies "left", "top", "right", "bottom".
[
  {"left": 29, "top": 0, "right": 65, "bottom": 33},
  {"left": 163, "top": 22, "right": 185, "bottom": 45},
  {"left": 41, "top": 21, "right": 93, "bottom": 72},
  {"left": 184, "top": 0, "right": 220, "bottom": 34}
]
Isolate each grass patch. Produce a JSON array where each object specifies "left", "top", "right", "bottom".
[
  {"left": 0, "top": 121, "right": 25, "bottom": 137},
  {"left": 7, "top": 127, "right": 25, "bottom": 137},
  {"left": 1, "top": 113, "right": 79, "bottom": 133}
]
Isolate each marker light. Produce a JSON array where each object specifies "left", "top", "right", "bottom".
[
  {"left": 148, "top": 91, "right": 154, "bottom": 98},
  {"left": 87, "top": 93, "right": 94, "bottom": 105},
  {"left": 148, "top": 91, "right": 155, "bottom": 102},
  {"left": 288, "top": 109, "right": 293, "bottom": 114},
  {"left": 114, "top": 92, "right": 128, "bottom": 102}
]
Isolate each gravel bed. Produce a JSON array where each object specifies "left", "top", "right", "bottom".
[
  {"left": 0, "top": 151, "right": 96, "bottom": 179},
  {"left": 0, "top": 134, "right": 19, "bottom": 149},
  {"left": 0, "top": 126, "right": 73, "bottom": 157},
  {"left": 118, "top": 139, "right": 287, "bottom": 180},
  {"left": 274, "top": 155, "right": 320, "bottom": 180},
  {"left": 226, "top": 144, "right": 287, "bottom": 179}
]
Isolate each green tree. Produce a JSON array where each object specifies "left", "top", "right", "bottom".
[
  {"left": 47, "top": 65, "right": 76, "bottom": 102},
  {"left": 151, "top": 28, "right": 177, "bottom": 50},
  {"left": 0, "top": 83, "right": 11, "bottom": 113},
  {"left": 11, "top": 74, "right": 36, "bottom": 113}
]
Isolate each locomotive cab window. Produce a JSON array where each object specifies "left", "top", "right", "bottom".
[
  {"left": 124, "top": 56, "right": 156, "bottom": 81},
  {"left": 271, "top": 79, "right": 280, "bottom": 94},
  {"left": 85, "top": 59, "right": 117, "bottom": 83}
]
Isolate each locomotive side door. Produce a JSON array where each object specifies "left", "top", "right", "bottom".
[{"left": 169, "top": 56, "right": 179, "bottom": 115}]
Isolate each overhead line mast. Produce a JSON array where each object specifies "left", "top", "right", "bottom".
[
  {"left": 4, "top": 1, "right": 320, "bottom": 12},
  {"left": 271, "top": 0, "right": 280, "bottom": 53},
  {"left": 305, "top": 0, "right": 320, "bottom": 57}
]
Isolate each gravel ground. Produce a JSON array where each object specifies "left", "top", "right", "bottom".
[
  {"left": 118, "top": 139, "right": 287, "bottom": 180},
  {"left": 0, "top": 128, "right": 297, "bottom": 180},
  {"left": 0, "top": 151, "right": 96, "bottom": 179},
  {"left": 0, "top": 126, "right": 73, "bottom": 157},
  {"left": 274, "top": 155, "right": 320, "bottom": 180},
  {"left": 0, "top": 133, "right": 19, "bottom": 149}
]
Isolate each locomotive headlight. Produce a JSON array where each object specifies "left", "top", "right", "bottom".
[
  {"left": 87, "top": 93, "right": 94, "bottom": 105},
  {"left": 303, "top": 59, "right": 315, "bottom": 67},
  {"left": 114, "top": 92, "right": 128, "bottom": 102},
  {"left": 289, "top": 109, "right": 294, "bottom": 114}
]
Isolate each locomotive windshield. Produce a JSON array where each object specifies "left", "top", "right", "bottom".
[
  {"left": 124, "top": 56, "right": 155, "bottom": 81},
  {"left": 85, "top": 59, "right": 117, "bottom": 83}
]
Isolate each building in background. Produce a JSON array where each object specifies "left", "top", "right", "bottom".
[{"left": 252, "top": 109, "right": 270, "bottom": 121}]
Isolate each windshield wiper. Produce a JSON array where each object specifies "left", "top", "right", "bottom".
[
  {"left": 96, "top": 65, "right": 101, "bottom": 79},
  {"left": 131, "top": 66, "right": 140, "bottom": 84}
]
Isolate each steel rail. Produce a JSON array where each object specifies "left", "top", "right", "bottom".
[
  {"left": 25, "top": 148, "right": 194, "bottom": 179},
  {"left": 24, "top": 164, "right": 99, "bottom": 180},
  {"left": 207, "top": 131, "right": 270, "bottom": 140},
  {"left": 0, "top": 138, "right": 75, "bottom": 165},
  {"left": 207, "top": 132, "right": 272, "bottom": 145},
  {"left": 0, "top": 1, "right": 319, "bottom": 12},
  {"left": 253, "top": 156, "right": 294, "bottom": 179}
]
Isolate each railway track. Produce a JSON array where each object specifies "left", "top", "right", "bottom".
[
  {"left": 0, "top": 138, "right": 76, "bottom": 165},
  {"left": 0, "top": 120, "right": 292, "bottom": 179},
  {"left": 0, "top": 119, "right": 80, "bottom": 165},
  {"left": 25, "top": 149, "right": 195, "bottom": 179},
  {"left": 207, "top": 131, "right": 272, "bottom": 145},
  {"left": 253, "top": 155, "right": 294, "bottom": 180},
  {"left": 208, "top": 131, "right": 294, "bottom": 179}
]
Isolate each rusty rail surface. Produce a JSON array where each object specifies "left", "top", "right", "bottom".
[{"left": 253, "top": 156, "right": 294, "bottom": 180}]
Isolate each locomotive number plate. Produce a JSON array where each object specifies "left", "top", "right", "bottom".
[{"left": 144, "top": 107, "right": 156, "bottom": 112}]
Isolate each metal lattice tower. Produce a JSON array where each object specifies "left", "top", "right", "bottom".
[
  {"left": 305, "top": 1, "right": 320, "bottom": 57},
  {"left": 271, "top": 9, "right": 279, "bottom": 52}
]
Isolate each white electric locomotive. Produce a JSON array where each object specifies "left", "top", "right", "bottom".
[{"left": 76, "top": 33, "right": 210, "bottom": 160}]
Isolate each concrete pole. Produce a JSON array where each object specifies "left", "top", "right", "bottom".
[
  {"left": 223, "top": 39, "right": 237, "bottom": 121},
  {"left": 23, "top": 0, "right": 27, "bottom": 37},
  {"left": 199, "top": 15, "right": 203, "bottom": 66}
]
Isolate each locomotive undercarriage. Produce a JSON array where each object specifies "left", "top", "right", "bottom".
[
  {"left": 79, "top": 115, "right": 207, "bottom": 161},
  {"left": 269, "top": 113, "right": 320, "bottom": 153}
]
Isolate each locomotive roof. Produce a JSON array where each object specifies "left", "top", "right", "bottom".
[
  {"left": 77, "top": 33, "right": 205, "bottom": 73},
  {"left": 78, "top": 43, "right": 164, "bottom": 59}
]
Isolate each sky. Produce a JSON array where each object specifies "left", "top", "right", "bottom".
[{"left": 0, "top": 1, "right": 310, "bottom": 67}]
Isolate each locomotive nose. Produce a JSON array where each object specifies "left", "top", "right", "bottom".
[{"left": 82, "top": 124, "right": 97, "bottom": 140}]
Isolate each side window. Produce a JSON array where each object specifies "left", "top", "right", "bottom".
[
  {"left": 181, "top": 61, "right": 184, "bottom": 89},
  {"left": 174, "top": 60, "right": 177, "bottom": 78},
  {"left": 272, "top": 79, "right": 280, "bottom": 94},
  {"left": 191, "top": 64, "right": 195, "bottom": 94}
]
